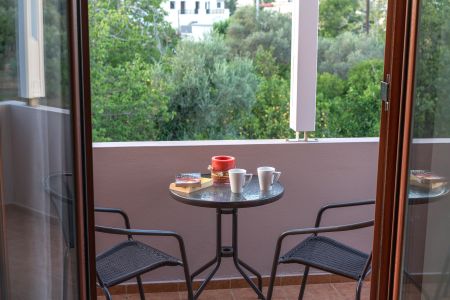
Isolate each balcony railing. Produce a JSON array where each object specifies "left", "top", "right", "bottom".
[
  {"left": 178, "top": 8, "right": 226, "bottom": 15},
  {"left": 210, "top": 8, "right": 225, "bottom": 14},
  {"left": 180, "top": 9, "right": 196, "bottom": 14}
]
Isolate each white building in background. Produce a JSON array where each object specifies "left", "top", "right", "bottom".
[
  {"left": 235, "top": 0, "right": 293, "bottom": 15},
  {"left": 162, "top": 0, "right": 230, "bottom": 39}
]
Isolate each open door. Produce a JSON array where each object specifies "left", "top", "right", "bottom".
[
  {"left": 0, "top": 155, "right": 8, "bottom": 298},
  {"left": 0, "top": 0, "right": 95, "bottom": 298},
  {"left": 371, "top": 0, "right": 450, "bottom": 299}
]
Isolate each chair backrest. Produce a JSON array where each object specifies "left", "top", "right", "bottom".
[{"left": 43, "top": 172, "right": 75, "bottom": 248}]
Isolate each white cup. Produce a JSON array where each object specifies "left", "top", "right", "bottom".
[
  {"left": 257, "top": 166, "right": 281, "bottom": 191},
  {"left": 229, "top": 169, "right": 253, "bottom": 193}
]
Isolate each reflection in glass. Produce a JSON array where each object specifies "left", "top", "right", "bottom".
[
  {"left": 0, "top": 0, "right": 78, "bottom": 298},
  {"left": 400, "top": 0, "right": 450, "bottom": 299}
]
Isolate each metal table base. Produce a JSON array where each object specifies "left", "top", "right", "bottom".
[{"left": 191, "top": 208, "right": 265, "bottom": 299}]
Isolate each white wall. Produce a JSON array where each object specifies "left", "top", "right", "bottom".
[
  {"left": 0, "top": 101, "right": 74, "bottom": 299},
  {"left": 0, "top": 101, "right": 72, "bottom": 214}
]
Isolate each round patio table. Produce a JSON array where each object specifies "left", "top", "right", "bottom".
[{"left": 170, "top": 177, "right": 284, "bottom": 300}]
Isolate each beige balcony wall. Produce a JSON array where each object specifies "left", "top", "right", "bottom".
[
  {"left": 94, "top": 138, "right": 379, "bottom": 282},
  {"left": 3, "top": 101, "right": 449, "bottom": 288}
]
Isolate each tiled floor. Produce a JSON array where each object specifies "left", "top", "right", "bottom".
[
  {"left": 4, "top": 204, "right": 78, "bottom": 299},
  {"left": 98, "top": 282, "right": 370, "bottom": 299}
]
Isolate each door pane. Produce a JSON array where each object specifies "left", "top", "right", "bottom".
[
  {"left": 0, "top": 0, "right": 79, "bottom": 298},
  {"left": 400, "top": 0, "right": 450, "bottom": 299}
]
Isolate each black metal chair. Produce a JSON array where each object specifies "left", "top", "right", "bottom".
[
  {"left": 95, "top": 207, "right": 194, "bottom": 300},
  {"left": 44, "top": 172, "right": 76, "bottom": 300},
  {"left": 267, "top": 200, "right": 375, "bottom": 300}
]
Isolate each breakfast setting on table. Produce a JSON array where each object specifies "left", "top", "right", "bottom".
[
  {"left": 168, "top": 155, "right": 284, "bottom": 299},
  {"left": 169, "top": 155, "right": 282, "bottom": 195}
]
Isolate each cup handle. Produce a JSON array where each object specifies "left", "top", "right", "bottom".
[
  {"left": 272, "top": 171, "right": 281, "bottom": 183},
  {"left": 244, "top": 173, "right": 253, "bottom": 187}
]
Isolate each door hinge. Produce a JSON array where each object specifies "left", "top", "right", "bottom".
[{"left": 381, "top": 74, "right": 391, "bottom": 111}]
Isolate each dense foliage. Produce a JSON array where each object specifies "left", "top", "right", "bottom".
[
  {"left": 225, "top": 7, "right": 292, "bottom": 67},
  {"left": 0, "top": 0, "right": 17, "bottom": 99},
  {"left": 2, "top": 0, "right": 448, "bottom": 140},
  {"left": 158, "top": 36, "right": 258, "bottom": 140},
  {"left": 411, "top": 0, "right": 450, "bottom": 138},
  {"left": 88, "top": 0, "right": 387, "bottom": 141},
  {"left": 89, "top": 0, "right": 177, "bottom": 141},
  {"left": 318, "top": 0, "right": 362, "bottom": 37}
]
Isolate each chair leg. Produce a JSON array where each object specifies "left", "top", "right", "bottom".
[
  {"left": 182, "top": 262, "right": 194, "bottom": 300},
  {"left": 267, "top": 260, "right": 279, "bottom": 300},
  {"left": 176, "top": 236, "right": 194, "bottom": 300},
  {"left": 267, "top": 237, "right": 284, "bottom": 300},
  {"left": 355, "top": 278, "right": 364, "bottom": 300},
  {"left": 137, "top": 275, "right": 145, "bottom": 300},
  {"left": 102, "top": 286, "right": 112, "bottom": 300},
  {"left": 298, "top": 266, "right": 310, "bottom": 300}
]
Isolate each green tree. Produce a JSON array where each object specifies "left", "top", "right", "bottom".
[
  {"left": 87, "top": 1, "right": 387, "bottom": 142},
  {"left": 366, "top": 0, "right": 388, "bottom": 36},
  {"left": 331, "top": 59, "right": 383, "bottom": 137},
  {"left": 318, "top": 32, "right": 385, "bottom": 78},
  {"left": 159, "top": 35, "right": 259, "bottom": 140},
  {"left": 319, "top": 0, "right": 362, "bottom": 37},
  {"left": 0, "top": 0, "right": 15, "bottom": 68},
  {"left": 92, "top": 55, "right": 173, "bottom": 141},
  {"left": 225, "top": 0, "right": 237, "bottom": 15},
  {"left": 242, "top": 47, "right": 292, "bottom": 139},
  {"left": 314, "top": 72, "right": 346, "bottom": 138},
  {"left": 91, "top": 57, "right": 173, "bottom": 141},
  {"left": 43, "top": 0, "right": 71, "bottom": 106},
  {"left": 0, "top": 0, "right": 17, "bottom": 100},
  {"left": 213, "top": 19, "right": 230, "bottom": 36},
  {"left": 411, "top": 0, "right": 450, "bottom": 138},
  {"left": 225, "top": 6, "right": 291, "bottom": 68},
  {"left": 89, "top": 0, "right": 177, "bottom": 67},
  {"left": 89, "top": 0, "right": 178, "bottom": 141}
]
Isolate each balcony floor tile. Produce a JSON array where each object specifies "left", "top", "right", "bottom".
[{"left": 97, "top": 282, "right": 370, "bottom": 300}]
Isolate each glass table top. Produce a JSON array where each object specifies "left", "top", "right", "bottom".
[{"left": 169, "top": 177, "right": 284, "bottom": 209}]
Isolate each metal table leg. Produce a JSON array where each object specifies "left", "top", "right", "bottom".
[
  {"left": 231, "top": 209, "right": 265, "bottom": 299},
  {"left": 191, "top": 208, "right": 265, "bottom": 299}
]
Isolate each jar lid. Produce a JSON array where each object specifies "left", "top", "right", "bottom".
[{"left": 211, "top": 155, "right": 236, "bottom": 171}]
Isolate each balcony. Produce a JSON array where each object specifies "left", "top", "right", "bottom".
[
  {"left": 93, "top": 139, "right": 377, "bottom": 299},
  {"left": 3, "top": 0, "right": 450, "bottom": 296},
  {"left": 1, "top": 101, "right": 377, "bottom": 299},
  {"left": 4, "top": 95, "right": 450, "bottom": 300}
]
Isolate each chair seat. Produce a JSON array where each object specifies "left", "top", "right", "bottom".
[
  {"left": 96, "top": 240, "right": 181, "bottom": 287},
  {"left": 279, "top": 236, "right": 370, "bottom": 280}
]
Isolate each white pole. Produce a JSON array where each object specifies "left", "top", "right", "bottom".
[
  {"left": 18, "top": 0, "right": 45, "bottom": 102},
  {"left": 289, "top": 0, "right": 319, "bottom": 133}
]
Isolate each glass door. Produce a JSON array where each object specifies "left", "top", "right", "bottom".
[
  {"left": 399, "top": 0, "right": 450, "bottom": 299},
  {"left": 0, "top": 0, "right": 92, "bottom": 298}
]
